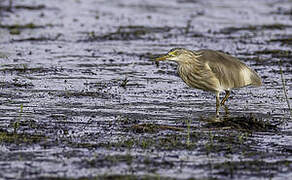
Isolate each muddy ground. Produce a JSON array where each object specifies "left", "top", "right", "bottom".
[{"left": 0, "top": 0, "right": 291, "bottom": 179}]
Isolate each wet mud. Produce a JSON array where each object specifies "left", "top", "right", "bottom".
[{"left": 0, "top": 0, "right": 291, "bottom": 179}]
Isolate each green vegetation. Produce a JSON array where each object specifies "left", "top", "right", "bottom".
[
  {"left": 0, "top": 131, "right": 45, "bottom": 144},
  {"left": 13, "top": 104, "right": 23, "bottom": 134}
]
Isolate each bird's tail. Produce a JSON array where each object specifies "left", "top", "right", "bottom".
[{"left": 250, "top": 69, "right": 262, "bottom": 86}]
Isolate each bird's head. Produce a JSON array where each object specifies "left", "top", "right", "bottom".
[{"left": 156, "top": 48, "right": 195, "bottom": 63}]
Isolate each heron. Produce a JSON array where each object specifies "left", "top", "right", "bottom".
[{"left": 156, "top": 48, "right": 262, "bottom": 117}]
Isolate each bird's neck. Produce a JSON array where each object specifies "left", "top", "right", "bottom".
[{"left": 177, "top": 58, "right": 200, "bottom": 66}]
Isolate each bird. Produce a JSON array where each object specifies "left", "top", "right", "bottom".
[{"left": 155, "top": 48, "right": 262, "bottom": 117}]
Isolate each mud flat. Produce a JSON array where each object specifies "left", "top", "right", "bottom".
[{"left": 0, "top": 0, "right": 291, "bottom": 179}]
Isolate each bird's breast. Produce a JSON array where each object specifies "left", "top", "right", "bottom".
[{"left": 177, "top": 64, "right": 220, "bottom": 92}]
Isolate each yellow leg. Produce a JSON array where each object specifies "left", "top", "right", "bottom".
[
  {"left": 220, "top": 90, "right": 230, "bottom": 106},
  {"left": 216, "top": 92, "right": 220, "bottom": 117},
  {"left": 223, "top": 105, "right": 229, "bottom": 117}
]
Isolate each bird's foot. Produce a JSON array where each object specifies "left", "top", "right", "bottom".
[
  {"left": 215, "top": 112, "right": 220, "bottom": 121},
  {"left": 214, "top": 115, "right": 223, "bottom": 122}
]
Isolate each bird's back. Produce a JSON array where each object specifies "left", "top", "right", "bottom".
[{"left": 195, "top": 49, "right": 262, "bottom": 91}]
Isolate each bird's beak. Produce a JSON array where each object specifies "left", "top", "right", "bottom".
[{"left": 156, "top": 54, "right": 170, "bottom": 61}]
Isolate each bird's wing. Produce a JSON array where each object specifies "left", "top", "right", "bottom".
[{"left": 197, "top": 50, "right": 250, "bottom": 89}]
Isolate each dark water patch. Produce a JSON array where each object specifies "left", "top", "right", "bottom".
[
  {"left": 37, "top": 174, "right": 177, "bottom": 180},
  {"left": 83, "top": 81, "right": 121, "bottom": 89},
  {"left": 156, "top": 69, "right": 177, "bottom": 76},
  {"left": 76, "top": 154, "right": 136, "bottom": 168},
  {"left": 55, "top": 54, "right": 102, "bottom": 59},
  {"left": 270, "top": 68, "right": 292, "bottom": 74},
  {"left": 14, "top": 4, "right": 46, "bottom": 10},
  {"left": 220, "top": 24, "right": 291, "bottom": 34},
  {"left": 0, "top": 151, "right": 38, "bottom": 161},
  {"left": 0, "top": 80, "right": 33, "bottom": 88},
  {"left": 246, "top": 49, "right": 292, "bottom": 65},
  {"left": 81, "top": 26, "right": 172, "bottom": 41},
  {"left": 56, "top": 90, "right": 121, "bottom": 100},
  {"left": 74, "top": 154, "right": 179, "bottom": 176},
  {"left": 0, "top": 23, "right": 48, "bottom": 29},
  {"left": 0, "top": 23, "right": 55, "bottom": 35},
  {"left": 0, "top": 1, "right": 45, "bottom": 11},
  {"left": 213, "top": 160, "right": 292, "bottom": 179},
  {"left": 112, "top": 51, "right": 161, "bottom": 61},
  {"left": 77, "top": 62, "right": 132, "bottom": 68},
  {"left": 11, "top": 34, "right": 62, "bottom": 42},
  {"left": 281, "top": 145, "right": 292, "bottom": 153},
  {"left": 118, "top": 25, "right": 172, "bottom": 33},
  {"left": 254, "top": 49, "right": 291, "bottom": 56},
  {"left": 177, "top": 0, "right": 200, "bottom": 4},
  {"left": 0, "top": 65, "right": 63, "bottom": 75},
  {"left": 33, "top": 104, "right": 163, "bottom": 121},
  {"left": 270, "top": 35, "right": 292, "bottom": 46},
  {"left": 202, "top": 115, "right": 279, "bottom": 132},
  {"left": 83, "top": 78, "right": 146, "bottom": 90}
]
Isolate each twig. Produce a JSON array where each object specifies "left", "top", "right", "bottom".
[{"left": 279, "top": 60, "right": 292, "bottom": 120}]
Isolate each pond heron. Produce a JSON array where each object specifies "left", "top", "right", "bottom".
[{"left": 156, "top": 48, "right": 262, "bottom": 117}]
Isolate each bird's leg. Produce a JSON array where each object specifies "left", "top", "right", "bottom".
[
  {"left": 216, "top": 92, "right": 220, "bottom": 117},
  {"left": 220, "top": 90, "right": 230, "bottom": 106},
  {"left": 223, "top": 105, "right": 229, "bottom": 118}
]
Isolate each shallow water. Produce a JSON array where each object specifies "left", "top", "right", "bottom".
[{"left": 0, "top": 0, "right": 291, "bottom": 179}]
